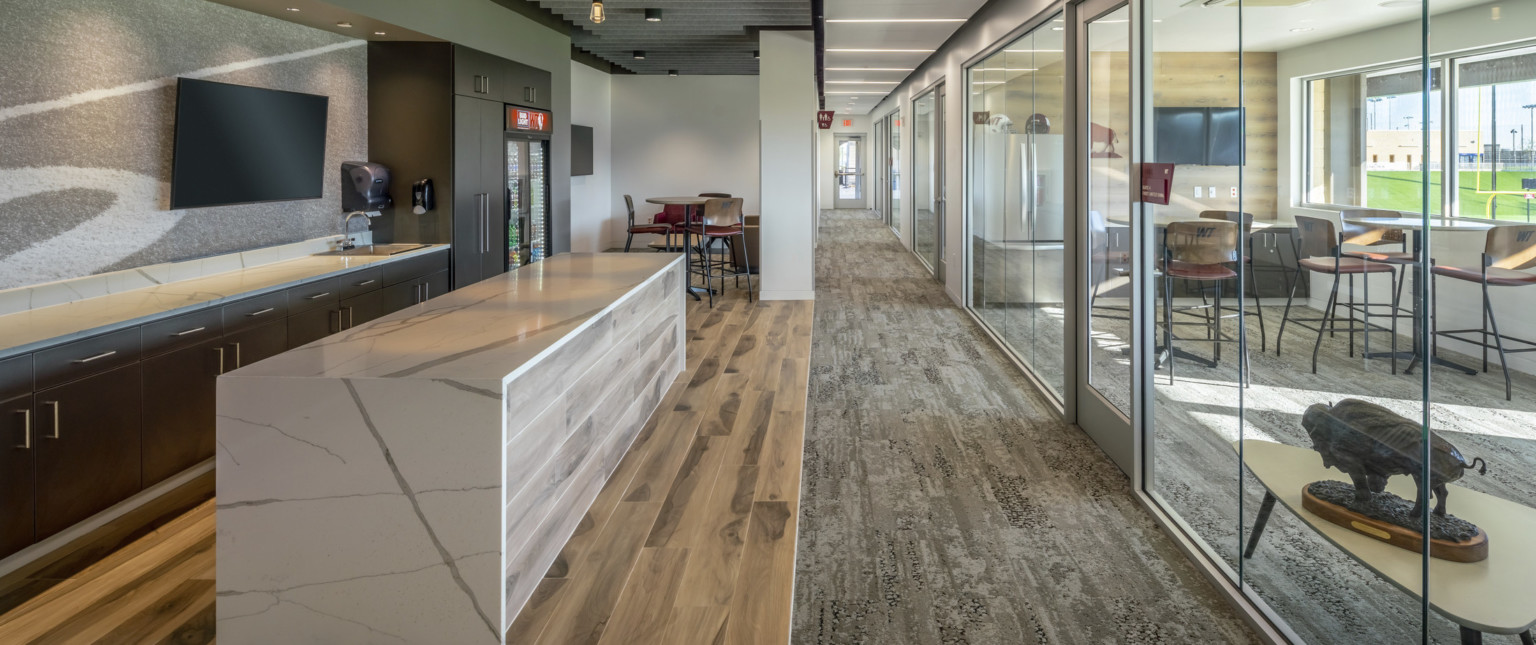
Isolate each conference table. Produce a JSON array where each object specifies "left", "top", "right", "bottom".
[
  {"left": 1238, "top": 439, "right": 1536, "bottom": 645},
  {"left": 646, "top": 196, "right": 711, "bottom": 300},
  {"left": 1340, "top": 216, "right": 1497, "bottom": 375}
]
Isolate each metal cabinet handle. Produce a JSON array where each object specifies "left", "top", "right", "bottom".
[
  {"left": 306, "top": 292, "right": 332, "bottom": 300},
  {"left": 247, "top": 307, "right": 276, "bottom": 317},
  {"left": 214, "top": 346, "right": 226, "bottom": 375},
  {"left": 354, "top": 279, "right": 376, "bottom": 287},
  {"left": 484, "top": 76, "right": 491, "bottom": 94},
  {"left": 423, "top": 282, "right": 430, "bottom": 300},
  {"left": 344, "top": 307, "right": 355, "bottom": 329},
  {"left": 231, "top": 341, "right": 242, "bottom": 369},
  {"left": 15, "top": 410, "right": 30, "bottom": 449},
  {"left": 44, "top": 401, "right": 59, "bottom": 439},
  {"left": 330, "top": 309, "right": 342, "bottom": 334},
  {"left": 173, "top": 326, "right": 207, "bottom": 337},
  {"left": 73, "top": 350, "right": 117, "bottom": 364}
]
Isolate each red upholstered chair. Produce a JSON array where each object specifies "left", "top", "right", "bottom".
[
  {"left": 1160, "top": 219, "right": 1246, "bottom": 382},
  {"left": 624, "top": 194, "right": 673, "bottom": 252},
  {"left": 1430, "top": 224, "right": 1536, "bottom": 399},
  {"left": 687, "top": 197, "right": 751, "bottom": 306},
  {"left": 1275, "top": 215, "right": 1398, "bottom": 374}
]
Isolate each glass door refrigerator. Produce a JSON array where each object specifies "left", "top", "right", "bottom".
[{"left": 505, "top": 106, "right": 552, "bottom": 267}]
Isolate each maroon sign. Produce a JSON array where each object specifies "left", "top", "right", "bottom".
[
  {"left": 972, "top": 111, "right": 991, "bottom": 125},
  {"left": 816, "top": 110, "right": 835, "bottom": 129},
  {"left": 1141, "top": 163, "right": 1175, "bottom": 206}
]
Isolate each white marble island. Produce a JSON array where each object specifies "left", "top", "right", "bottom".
[{"left": 215, "top": 253, "right": 686, "bottom": 644}]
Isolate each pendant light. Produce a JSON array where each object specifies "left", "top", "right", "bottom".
[{"left": 589, "top": 0, "right": 605, "bottom": 24}]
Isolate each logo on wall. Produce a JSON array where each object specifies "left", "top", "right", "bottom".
[
  {"left": 972, "top": 111, "right": 991, "bottom": 125},
  {"left": 817, "top": 111, "right": 835, "bottom": 129}
]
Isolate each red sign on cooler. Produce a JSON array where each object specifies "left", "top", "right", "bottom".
[{"left": 506, "top": 106, "right": 553, "bottom": 133}]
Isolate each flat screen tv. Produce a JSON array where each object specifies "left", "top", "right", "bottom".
[
  {"left": 170, "top": 78, "right": 329, "bottom": 209},
  {"left": 1152, "top": 107, "right": 1243, "bottom": 166},
  {"left": 1205, "top": 107, "right": 1244, "bottom": 166}
]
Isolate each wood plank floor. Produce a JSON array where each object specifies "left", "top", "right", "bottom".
[{"left": 0, "top": 287, "right": 811, "bottom": 645}]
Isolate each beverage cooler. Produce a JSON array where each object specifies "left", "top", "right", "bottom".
[{"left": 505, "top": 105, "right": 551, "bottom": 267}]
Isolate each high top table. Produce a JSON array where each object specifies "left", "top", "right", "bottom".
[
  {"left": 646, "top": 196, "right": 712, "bottom": 300},
  {"left": 1341, "top": 216, "right": 1497, "bottom": 375}
]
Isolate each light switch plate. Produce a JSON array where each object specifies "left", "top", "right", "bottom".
[{"left": 1195, "top": 186, "right": 1203, "bottom": 198}]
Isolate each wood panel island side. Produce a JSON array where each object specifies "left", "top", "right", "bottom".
[{"left": 214, "top": 253, "right": 685, "bottom": 644}]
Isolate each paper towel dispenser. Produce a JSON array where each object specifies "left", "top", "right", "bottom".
[{"left": 341, "top": 161, "right": 393, "bottom": 212}]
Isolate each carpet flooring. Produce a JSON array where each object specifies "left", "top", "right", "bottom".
[{"left": 791, "top": 209, "right": 1259, "bottom": 644}]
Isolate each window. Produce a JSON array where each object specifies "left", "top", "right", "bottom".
[{"left": 1304, "top": 42, "right": 1536, "bottom": 219}]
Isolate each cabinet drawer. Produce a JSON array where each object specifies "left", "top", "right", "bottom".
[
  {"left": 0, "top": 353, "right": 32, "bottom": 402},
  {"left": 223, "top": 290, "right": 288, "bottom": 332},
  {"left": 35, "top": 327, "right": 141, "bottom": 390},
  {"left": 340, "top": 267, "right": 384, "bottom": 300},
  {"left": 382, "top": 250, "right": 449, "bottom": 287},
  {"left": 142, "top": 307, "right": 223, "bottom": 358},
  {"left": 287, "top": 277, "right": 342, "bottom": 314}
]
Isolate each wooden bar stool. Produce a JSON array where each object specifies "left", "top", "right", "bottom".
[
  {"left": 1430, "top": 224, "right": 1536, "bottom": 400},
  {"left": 687, "top": 197, "right": 753, "bottom": 306},
  {"left": 1276, "top": 215, "right": 1398, "bottom": 374},
  {"left": 623, "top": 194, "right": 672, "bottom": 252},
  {"left": 1161, "top": 220, "right": 1247, "bottom": 382}
]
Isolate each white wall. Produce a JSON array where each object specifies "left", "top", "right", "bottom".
[
  {"left": 759, "top": 30, "right": 817, "bottom": 300},
  {"left": 569, "top": 61, "right": 613, "bottom": 252},
  {"left": 610, "top": 75, "right": 761, "bottom": 248},
  {"left": 816, "top": 115, "right": 874, "bottom": 210}
]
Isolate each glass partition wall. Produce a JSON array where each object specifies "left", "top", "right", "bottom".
[
  {"left": 964, "top": 1, "right": 1536, "bottom": 643},
  {"left": 913, "top": 88, "right": 942, "bottom": 273}
]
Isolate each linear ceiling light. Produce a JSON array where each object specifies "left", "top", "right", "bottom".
[
  {"left": 826, "top": 48, "right": 934, "bottom": 53},
  {"left": 825, "top": 67, "right": 914, "bottom": 71},
  {"left": 1003, "top": 49, "right": 1063, "bottom": 53},
  {"left": 825, "top": 18, "right": 965, "bottom": 23},
  {"left": 824, "top": 91, "right": 872, "bottom": 94},
  {"left": 825, "top": 80, "right": 898, "bottom": 84}
]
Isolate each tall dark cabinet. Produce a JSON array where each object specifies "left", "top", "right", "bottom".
[{"left": 368, "top": 42, "right": 553, "bottom": 290}]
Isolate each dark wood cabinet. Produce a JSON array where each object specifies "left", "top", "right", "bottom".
[
  {"left": 341, "top": 289, "right": 388, "bottom": 329},
  {"left": 225, "top": 319, "right": 287, "bottom": 370},
  {"left": 454, "top": 45, "right": 509, "bottom": 101},
  {"left": 287, "top": 305, "right": 341, "bottom": 349},
  {"left": 454, "top": 95, "right": 509, "bottom": 288},
  {"left": 1, "top": 393, "right": 35, "bottom": 559},
  {"left": 141, "top": 338, "right": 223, "bottom": 487},
  {"left": 34, "top": 364, "right": 143, "bottom": 540},
  {"left": 507, "top": 62, "right": 552, "bottom": 111}
]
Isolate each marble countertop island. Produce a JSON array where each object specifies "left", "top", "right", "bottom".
[{"left": 215, "top": 253, "right": 687, "bottom": 644}]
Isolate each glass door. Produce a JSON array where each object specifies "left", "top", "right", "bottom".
[
  {"left": 913, "top": 84, "right": 945, "bottom": 276},
  {"left": 834, "top": 135, "right": 865, "bottom": 209},
  {"left": 890, "top": 111, "right": 903, "bottom": 233},
  {"left": 1075, "top": 0, "right": 1135, "bottom": 470},
  {"left": 506, "top": 135, "right": 550, "bottom": 266}
]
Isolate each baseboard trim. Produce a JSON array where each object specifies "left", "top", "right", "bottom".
[{"left": 760, "top": 290, "right": 815, "bottom": 301}]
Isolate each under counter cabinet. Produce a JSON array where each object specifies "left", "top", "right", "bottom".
[
  {"left": 287, "top": 305, "right": 341, "bottom": 349},
  {"left": 33, "top": 364, "right": 143, "bottom": 540},
  {"left": 1, "top": 393, "right": 36, "bottom": 558},
  {"left": 141, "top": 338, "right": 224, "bottom": 487},
  {"left": 224, "top": 319, "right": 288, "bottom": 370},
  {"left": 341, "top": 289, "right": 388, "bottom": 329}
]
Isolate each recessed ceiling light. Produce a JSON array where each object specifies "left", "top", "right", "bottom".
[
  {"left": 645, "top": 8, "right": 662, "bottom": 21},
  {"left": 336, "top": 21, "right": 352, "bottom": 28},
  {"left": 753, "top": 50, "right": 760, "bottom": 59},
  {"left": 826, "top": 48, "right": 935, "bottom": 53},
  {"left": 634, "top": 50, "right": 645, "bottom": 59},
  {"left": 284, "top": 6, "right": 300, "bottom": 11},
  {"left": 825, "top": 18, "right": 966, "bottom": 23},
  {"left": 668, "top": 69, "right": 678, "bottom": 76},
  {"left": 1290, "top": 27, "right": 1314, "bottom": 32}
]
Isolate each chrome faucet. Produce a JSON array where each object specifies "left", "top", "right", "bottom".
[{"left": 341, "top": 211, "right": 371, "bottom": 250}]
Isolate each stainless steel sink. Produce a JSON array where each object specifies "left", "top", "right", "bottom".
[{"left": 316, "top": 243, "right": 428, "bottom": 257}]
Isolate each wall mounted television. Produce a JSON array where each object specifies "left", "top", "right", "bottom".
[
  {"left": 1152, "top": 107, "right": 1243, "bottom": 166},
  {"left": 170, "top": 78, "right": 329, "bottom": 209}
]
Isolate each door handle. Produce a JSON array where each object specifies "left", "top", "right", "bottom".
[
  {"left": 306, "top": 292, "right": 332, "bottom": 300},
  {"left": 354, "top": 279, "right": 376, "bottom": 287},
  {"left": 214, "top": 346, "right": 226, "bottom": 375},
  {"left": 173, "top": 326, "right": 207, "bottom": 337},
  {"left": 44, "top": 401, "right": 60, "bottom": 439},
  {"left": 344, "top": 306, "right": 355, "bottom": 329},
  {"left": 73, "top": 350, "right": 116, "bottom": 364},
  {"left": 415, "top": 283, "right": 423, "bottom": 304},
  {"left": 247, "top": 307, "right": 275, "bottom": 317},
  {"left": 15, "top": 409, "right": 30, "bottom": 449},
  {"left": 330, "top": 309, "right": 342, "bottom": 334},
  {"left": 231, "top": 341, "right": 242, "bottom": 369}
]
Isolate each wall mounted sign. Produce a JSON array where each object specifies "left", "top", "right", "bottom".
[
  {"left": 506, "top": 107, "right": 552, "bottom": 133},
  {"left": 972, "top": 111, "right": 991, "bottom": 125},
  {"left": 842, "top": 119, "right": 852, "bottom": 127},
  {"left": 817, "top": 111, "right": 835, "bottom": 129},
  {"left": 1141, "top": 163, "right": 1174, "bottom": 205}
]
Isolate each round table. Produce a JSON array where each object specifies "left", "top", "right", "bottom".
[
  {"left": 1342, "top": 216, "right": 1498, "bottom": 373},
  {"left": 646, "top": 197, "right": 711, "bottom": 300}
]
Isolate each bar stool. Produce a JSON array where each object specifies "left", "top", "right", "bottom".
[
  {"left": 623, "top": 194, "right": 672, "bottom": 252},
  {"left": 1199, "top": 210, "right": 1268, "bottom": 352},
  {"left": 1088, "top": 210, "right": 1131, "bottom": 319},
  {"left": 1341, "top": 208, "right": 1418, "bottom": 339},
  {"left": 687, "top": 197, "right": 753, "bottom": 306},
  {"left": 1276, "top": 215, "right": 1398, "bottom": 374},
  {"left": 1430, "top": 224, "right": 1536, "bottom": 400},
  {"left": 1161, "top": 220, "right": 1247, "bottom": 382}
]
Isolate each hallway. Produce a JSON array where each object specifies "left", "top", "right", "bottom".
[{"left": 792, "top": 209, "right": 1259, "bottom": 644}]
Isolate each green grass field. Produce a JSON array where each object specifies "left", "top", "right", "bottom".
[{"left": 1366, "top": 170, "right": 1536, "bottom": 220}]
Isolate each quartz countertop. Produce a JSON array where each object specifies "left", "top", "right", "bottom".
[
  {"left": 226, "top": 252, "right": 684, "bottom": 382},
  {"left": 0, "top": 245, "right": 448, "bottom": 359}
]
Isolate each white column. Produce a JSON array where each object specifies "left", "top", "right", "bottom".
[{"left": 758, "top": 30, "right": 817, "bottom": 301}]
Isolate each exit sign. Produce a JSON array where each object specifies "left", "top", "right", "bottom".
[{"left": 842, "top": 119, "right": 852, "bottom": 127}]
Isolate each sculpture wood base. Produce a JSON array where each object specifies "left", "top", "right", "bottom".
[{"left": 1301, "top": 483, "right": 1488, "bottom": 563}]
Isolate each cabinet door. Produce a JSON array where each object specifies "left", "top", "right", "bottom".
[
  {"left": 453, "top": 46, "right": 505, "bottom": 99},
  {"left": 509, "top": 64, "right": 552, "bottom": 110},
  {"left": 35, "top": 364, "right": 142, "bottom": 540},
  {"left": 225, "top": 319, "right": 287, "bottom": 370},
  {"left": 380, "top": 278, "right": 424, "bottom": 314},
  {"left": 454, "top": 96, "right": 486, "bottom": 289},
  {"left": 142, "top": 338, "right": 222, "bottom": 487},
  {"left": 1, "top": 394, "right": 35, "bottom": 559},
  {"left": 480, "top": 98, "right": 508, "bottom": 281},
  {"left": 421, "top": 270, "right": 450, "bottom": 303},
  {"left": 342, "top": 289, "right": 388, "bottom": 329},
  {"left": 287, "top": 306, "right": 341, "bottom": 349}
]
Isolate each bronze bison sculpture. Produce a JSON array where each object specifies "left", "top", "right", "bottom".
[{"left": 1301, "top": 398, "right": 1486, "bottom": 517}]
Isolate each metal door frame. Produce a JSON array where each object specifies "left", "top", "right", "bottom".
[{"left": 833, "top": 134, "right": 867, "bottom": 209}]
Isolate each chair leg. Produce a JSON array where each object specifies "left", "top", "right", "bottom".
[
  {"left": 1313, "top": 273, "right": 1342, "bottom": 374},
  {"left": 1483, "top": 281, "right": 1513, "bottom": 400},
  {"left": 1276, "top": 266, "right": 1305, "bottom": 356},
  {"left": 1249, "top": 261, "right": 1267, "bottom": 353},
  {"left": 1165, "top": 272, "right": 1176, "bottom": 383},
  {"left": 1481, "top": 279, "right": 1491, "bottom": 372},
  {"left": 1389, "top": 266, "right": 1401, "bottom": 375},
  {"left": 625, "top": 232, "right": 634, "bottom": 252},
  {"left": 1347, "top": 273, "right": 1356, "bottom": 356},
  {"left": 1213, "top": 281, "right": 1224, "bottom": 365},
  {"left": 1363, "top": 268, "right": 1372, "bottom": 366},
  {"left": 741, "top": 234, "right": 754, "bottom": 302}
]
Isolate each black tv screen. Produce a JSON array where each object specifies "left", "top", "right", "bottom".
[
  {"left": 1206, "top": 107, "right": 1244, "bottom": 166},
  {"left": 1154, "top": 107, "right": 1207, "bottom": 165},
  {"left": 170, "top": 78, "right": 328, "bottom": 209}
]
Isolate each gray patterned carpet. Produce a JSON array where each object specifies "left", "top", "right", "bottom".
[{"left": 791, "top": 209, "right": 1259, "bottom": 644}]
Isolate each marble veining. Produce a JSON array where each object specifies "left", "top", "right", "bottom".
[
  {"left": 0, "top": 239, "right": 444, "bottom": 359},
  {"left": 217, "top": 253, "right": 686, "bottom": 644}
]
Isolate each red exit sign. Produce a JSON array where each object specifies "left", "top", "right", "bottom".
[{"left": 506, "top": 107, "right": 552, "bottom": 133}]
